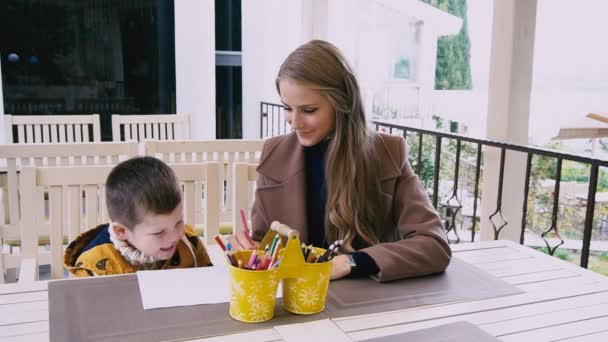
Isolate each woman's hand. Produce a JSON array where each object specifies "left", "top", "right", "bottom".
[
  {"left": 227, "top": 232, "right": 260, "bottom": 251},
  {"left": 330, "top": 254, "right": 352, "bottom": 280}
]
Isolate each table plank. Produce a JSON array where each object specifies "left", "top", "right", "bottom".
[
  {"left": 178, "top": 329, "right": 280, "bottom": 342},
  {"left": 484, "top": 301, "right": 608, "bottom": 336},
  {"left": 453, "top": 246, "right": 521, "bottom": 258},
  {"left": 0, "top": 321, "right": 48, "bottom": 338},
  {"left": 0, "top": 302, "right": 48, "bottom": 326},
  {"left": 455, "top": 251, "right": 531, "bottom": 264},
  {"left": 273, "top": 319, "right": 351, "bottom": 342},
  {"left": 559, "top": 330, "right": 608, "bottom": 342},
  {"left": 0, "top": 291, "right": 47, "bottom": 305},
  {"left": 505, "top": 241, "right": 608, "bottom": 285},
  {"left": 1, "top": 333, "right": 49, "bottom": 342},
  {"left": 0, "top": 301, "right": 47, "bottom": 316},
  {"left": 0, "top": 281, "right": 48, "bottom": 295},
  {"left": 499, "top": 316, "right": 608, "bottom": 342},
  {"left": 482, "top": 260, "right": 562, "bottom": 278},
  {"left": 501, "top": 269, "right": 580, "bottom": 285},
  {"left": 515, "top": 276, "right": 601, "bottom": 293},
  {"left": 347, "top": 291, "right": 608, "bottom": 341},
  {"left": 450, "top": 240, "right": 510, "bottom": 252},
  {"left": 334, "top": 283, "right": 608, "bottom": 332}
]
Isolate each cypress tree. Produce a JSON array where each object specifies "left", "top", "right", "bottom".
[{"left": 420, "top": 0, "right": 472, "bottom": 90}]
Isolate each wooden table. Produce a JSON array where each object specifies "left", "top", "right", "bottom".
[{"left": 3, "top": 240, "right": 608, "bottom": 342}]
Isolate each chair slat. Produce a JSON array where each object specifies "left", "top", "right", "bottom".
[
  {"left": 17, "top": 125, "right": 25, "bottom": 143},
  {"left": 49, "top": 187, "right": 64, "bottom": 279},
  {"left": 84, "top": 185, "right": 98, "bottom": 234},
  {"left": 67, "top": 186, "right": 80, "bottom": 241},
  {"left": 26, "top": 125, "right": 34, "bottom": 143},
  {"left": 34, "top": 125, "right": 42, "bottom": 143},
  {"left": 67, "top": 124, "right": 74, "bottom": 143}
]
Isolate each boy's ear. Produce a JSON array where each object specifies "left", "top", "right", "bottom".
[{"left": 112, "top": 222, "right": 130, "bottom": 241}]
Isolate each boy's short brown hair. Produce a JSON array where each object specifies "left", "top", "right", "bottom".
[{"left": 106, "top": 156, "right": 181, "bottom": 229}]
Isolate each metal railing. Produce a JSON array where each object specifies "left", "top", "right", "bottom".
[{"left": 260, "top": 101, "right": 608, "bottom": 269}]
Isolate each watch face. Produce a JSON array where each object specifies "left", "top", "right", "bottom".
[{"left": 347, "top": 254, "right": 357, "bottom": 268}]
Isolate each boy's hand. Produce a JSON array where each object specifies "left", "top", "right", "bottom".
[
  {"left": 228, "top": 232, "right": 260, "bottom": 251},
  {"left": 330, "top": 254, "right": 352, "bottom": 280}
]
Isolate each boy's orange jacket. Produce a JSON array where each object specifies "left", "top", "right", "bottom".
[{"left": 64, "top": 224, "right": 212, "bottom": 277}]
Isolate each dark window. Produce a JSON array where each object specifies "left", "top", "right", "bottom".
[
  {"left": 215, "top": 0, "right": 242, "bottom": 139},
  {"left": 216, "top": 65, "right": 242, "bottom": 139},
  {"left": 215, "top": 0, "right": 241, "bottom": 52},
  {"left": 0, "top": 0, "right": 176, "bottom": 141}
]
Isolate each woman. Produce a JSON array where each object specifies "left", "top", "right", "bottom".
[{"left": 232, "top": 40, "right": 450, "bottom": 282}]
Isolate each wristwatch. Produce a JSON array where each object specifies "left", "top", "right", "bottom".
[{"left": 346, "top": 254, "right": 357, "bottom": 272}]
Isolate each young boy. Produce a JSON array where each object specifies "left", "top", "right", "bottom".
[{"left": 64, "top": 156, "right": 212, "bottom": 276}]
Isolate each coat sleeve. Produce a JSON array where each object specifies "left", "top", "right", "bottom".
[{"left": 360, "top": 137, "right": 452, "bottom": 282}]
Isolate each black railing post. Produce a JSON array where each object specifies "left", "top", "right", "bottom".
[
  {"left": 432, "top": 135, "right": 442, "bottom": 209},
  {"left": 541, "top": 158, "right": 564, "bottom": 256},
  {"left": 417, "top": 132, "right": 423, "bottom": 176},
  {"left": 471, "top": 143, "right": 482, "bottom": 242},
  {"left": 581, "top": 164, "right": 599, "bottom": 268},
  {"left": 260, "top": 102, "right": 264, "bottom": 138},
  {"left": 520, "top": 153, "right": 533, "bottom": 244},
  {"left": 489, "top": 148, "right": 508, "bottom": 240}
]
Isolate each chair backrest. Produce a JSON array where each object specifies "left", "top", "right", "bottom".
[
  {"left": 0, "top": 142, "right": 139, "bottom": 236},
  {"left": 112, "top": 114, "right": 191, "bottom": 142},
  {"left": 19, "top": 162, "right": 220, "bottom": 279},
  {"left": 144, "top": 140, "right": 263, "bottom": 224},
  {"left": 232, "top": 163, "right": 258, "bottom": 235},
  {"left": 4, "top": 114, "right": 101, "bottom": 144}
]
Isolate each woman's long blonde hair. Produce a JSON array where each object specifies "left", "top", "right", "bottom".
[{"left": 276, "top": 40, "right": 387, "bottom": 251}]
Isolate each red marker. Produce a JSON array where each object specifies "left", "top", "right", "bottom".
[
  {"left": 214, "top": 234, "right": 227, "bottom": 252},
  {"left": 240, "top": 209, "right": 255, "bottom": 245}
]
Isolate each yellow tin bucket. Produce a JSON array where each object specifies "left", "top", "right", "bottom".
[
  {"left": 227, "top": 221, "right": 332, "bottom": 321},
  {"left": 280, "top": 244, "right": 332, "bottom": 315},
  {"left": 227, "top": 250, "right": 280, "bottom": 323}
]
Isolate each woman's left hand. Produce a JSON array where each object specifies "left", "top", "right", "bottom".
[{"left": 330, "top": 254, "right": 352, "bottom": 280}]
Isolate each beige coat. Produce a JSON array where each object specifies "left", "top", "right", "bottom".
[{"left": 251, "top": 132, "right": 451, "bottom": 282}]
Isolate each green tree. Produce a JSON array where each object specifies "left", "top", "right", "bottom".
[{"left": 420, "top": 0, "right": 472, "bottom": 90}]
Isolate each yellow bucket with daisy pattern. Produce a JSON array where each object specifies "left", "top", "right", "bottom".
[
  {"left": 228, "top": 250, "right": 280, "bottom": 323},
  {"left": 280, "top": 243, "right": 332, "bottom": 315},
  {"left": 227, "top": 221, "right": 332, "bottom": 322}
]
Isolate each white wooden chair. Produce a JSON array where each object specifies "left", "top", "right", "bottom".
[
  {"left": 144, "top": 140, "right": 263, "bottom": 233},
  {"left": 112, "top": 114, "right": 191, "bottom": 142},
  {"left": 4, "top": 114, "right": 101, "bottom": 144},
  {"left": 0, "top": 142, "right": 139, "bottom": 283},
  {"left": 232, "top": 163, "right": 258, "bottom": 236},
  {"left": 17, "top": 162, "right": 220, "bottom": 282}
]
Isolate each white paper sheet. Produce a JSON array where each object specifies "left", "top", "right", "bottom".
[
  {"left": 137, "top": 244, "right": 282, "bottom": 310},
  {"left": 137, "top": 266, "right": 231, "bottom": 309}
]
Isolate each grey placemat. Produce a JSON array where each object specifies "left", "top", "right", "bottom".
[
  {"left": 360, "top": 321, "right": 499, "bottom": 342},
  {"left": 325, "top": 258, "right": 522, "bottom": 317},
  {"left": 48, "top": 275, "right": 327, "bottom": 342},
  {"left": 49, "top": 259, "right": 521, "bottom": 341}
]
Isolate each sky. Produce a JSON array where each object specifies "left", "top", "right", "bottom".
[{"left": 464, "top": 0, "right": 608, "bottom": 145}]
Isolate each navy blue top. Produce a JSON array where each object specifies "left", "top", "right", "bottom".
[
  {"left": 304, "top": 139, "right": 379, "bottom": 277},
  {"left": 81, "top": 224, "right": 111, "bottom": 254}
]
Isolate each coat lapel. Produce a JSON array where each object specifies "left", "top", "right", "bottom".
[{"left": 255, "top": 133, "right": 309, "bottom": 243}]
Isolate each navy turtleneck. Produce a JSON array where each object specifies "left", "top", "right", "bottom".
[
  {"left": 304, "top": 138, "right": 329, "bottom": 249},
  {"left": 304, "top": 138, "right": 379, "bottom": 277}
]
